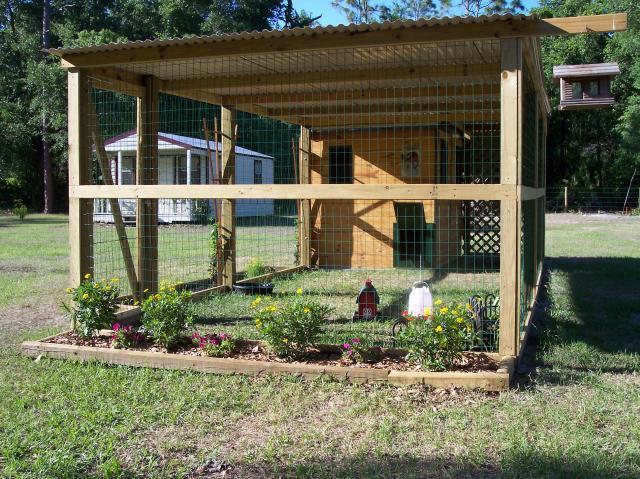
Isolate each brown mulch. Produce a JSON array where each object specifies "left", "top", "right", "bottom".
[{"left": 45, "top": 331, "right": 499, "bottom": 373}]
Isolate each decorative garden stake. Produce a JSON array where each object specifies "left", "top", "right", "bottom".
[
  {"left": 407, "top": 281, "right": 433, "bottom": 318},
  {"left": 354, "top": 279, "right": 379, "bottom": 320}
]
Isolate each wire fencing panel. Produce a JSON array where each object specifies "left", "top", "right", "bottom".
[{"left": 83, "top": 39, "right": 508, "bottom": 351}]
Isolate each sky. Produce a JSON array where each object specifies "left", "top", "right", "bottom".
[{"left": 292, "top": 0, "right": 541, "bottom": 27}]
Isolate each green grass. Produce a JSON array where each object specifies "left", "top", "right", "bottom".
[{"left": 1, "top": 213, "right": 640, "bottom": 478}]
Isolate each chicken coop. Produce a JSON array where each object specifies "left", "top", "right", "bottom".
[{"left": 53, "top": 13, "right": 625, "bottom": 357}]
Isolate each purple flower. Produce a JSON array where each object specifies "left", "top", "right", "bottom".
[
  {"left": 343, "top": 343, "right": 351, "bottom": 349},
  {"left": 352, "top": 338, "right": 361, "bottom": 344},
  {"left": 113, "top": 323, "right": 121, "bottom": 332}
]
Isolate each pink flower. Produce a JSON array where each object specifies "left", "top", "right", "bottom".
[
  {"left": 352, "top": 338, "right": 361, "bottom": 344},
  {"left": 113, "top": 323, "right": 121, "bottom": 332},
  {"left": 402, "top": 310, "right": 409, "bottom": 317},
  {"left": 343, "top": 343, "right": 351, "bottom": 349}
]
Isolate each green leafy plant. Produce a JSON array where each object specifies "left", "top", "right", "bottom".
[
  {"left": 244, "top": 257, "right": 268, "bottom": 279},
  {"left": 397, "top": 300, "right": 478, "bottom": 371},
  {"left": 111, "top": 323, "right": 146, "bottom": 349},
  {"left": 13, "top": 200, "right": 28, "bottom": 221},
  {"left": 252, "top": 288, "right": 332, "bottom": 359},
  {"left": 140, "top": 285, "right": 193, "bottom": 348},
  {"left": 62, "top": 274, "right": 120, "bottom": 338},
  {"left": 192, "top": 331, "right": 236, "bottom": 357}
]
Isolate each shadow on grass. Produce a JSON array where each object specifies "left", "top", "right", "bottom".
[{"left": 521, "top": 256, "right": 640, "bottom": 387}]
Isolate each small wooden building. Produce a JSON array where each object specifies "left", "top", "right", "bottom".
[
  {"left": 553, "top": 63, "right": 620, "bottom": 110},
  {"left": 52, "top": 12, "right": 626, "bottom": 358}
]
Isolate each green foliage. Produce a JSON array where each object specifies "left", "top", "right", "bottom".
[
  {"left": 140, "top": 285, "right": 193, "bottom": 348},
  {"left": 62, "top": 275, "right": 120, "bottom": 338},
  {"left": 252, "top": 289, "right": 333, "bottom": 358},
  {"left": 245, "top": 257, "right": 268, "bottom": 279},
  {"left": 192, "top": 331, "right": 236, "bottom": 357},
  {"left": 397, "top": 300, "right": 477, "bottom": 371},
  {"left": 208, "top": 221, "right": 219, "bottom": 280},
  {"left": 12, "top": 200, "right": 27, "bottom": 220}
]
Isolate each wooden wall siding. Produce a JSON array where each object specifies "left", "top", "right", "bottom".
[{"left": 309, "top": 127, "right": 461, "bottom": 269}]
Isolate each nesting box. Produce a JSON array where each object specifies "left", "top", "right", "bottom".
[{"left": 553, "top": 63, "right": 620, "bottom": 110}]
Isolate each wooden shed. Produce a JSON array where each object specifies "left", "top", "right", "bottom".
[{"left": 51, "top": 12, "right": 626, "bottom": 358}]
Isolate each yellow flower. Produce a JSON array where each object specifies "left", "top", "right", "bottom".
[
  {"left": 144, "top": 288, "right": 149, "bottom": 293},
  {"left": 439, "top": 307, "right": 449, "bottom": 314},
  {"left": 105, "top": 285, "right": 111, "bottom": 291},
  {"left": 434, "top": 299, "right": 442, "bottom": 306},
  {"left": 160, "top": 286, "right": 166, "bottom": 292},
  {"left": 296, "top": 287, "right": 303, "bottom": 295},
  {"left": 424, "top": 307, "right": 431, "bottom": 317},
  {"left": 303, "top": 307, "right": 310, "bottom": 313},
  {"left": 82, "top": 293, "right": 89, "bottom": 300},
  {"left": 282, "top": 338, "right": 288, "bottom": 343},
  {"left": 66, "top": 287, "right": 73, "bottom": 293},
  {"left": 169, "top": 287, "right": 176, "bottom": 292},
  {"left": 154, "top": 293, "right": 162, "bottom": 300},
  {"left": 466, "top": 303, "right": 473, "bottom": 311},
  {"left": 453, "top": 310, "right": 459, "bottom": 316},
  {"left": 134, "top": 300, "right": 139, "bottom": 306},
  {"left": 268, "top": 305, "right": 277, "bottom": 313},
  {"left": 456, "top": 317, "right": 464, "bottom": 323},
  {"left": 110, "top": 278, "right": 119, "bottom": 283},
  {"left": 466, "top": 325, "right": 473, "bottom": 332},
  {"left": 435, "top": 325, "right": 443, "bottom": 333},
  {"left": 84, "top": 273, "right": 91, "bottom": 279}
]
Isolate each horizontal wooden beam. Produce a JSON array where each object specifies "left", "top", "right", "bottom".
[
  {"left": 236, "top": 265, "right": 306, "bottom": 284},
  {"left": 302, "top": 110, "right": 499, "bottom": 127},
  {"left": 56, "top": 14, "right": 627, "bottom": 69},
  {"left": 162, "top": 63, "right": 500, "bottom": 92},
  {"left": 86, "top": 67, "right": 145, "bottom": 97},
  {"left": 70, "top": 183, "right": 518, "bottom": 200}
]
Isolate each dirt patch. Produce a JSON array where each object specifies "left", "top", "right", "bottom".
[
  {"left": 0, "top": 303, "right": 66, "bottom": 339},
  {"left": 546, "top": 212, "right": 640, "bottom": 225},
  {"left": 45, "top": 332, "right": 498, "bottom": 373}
]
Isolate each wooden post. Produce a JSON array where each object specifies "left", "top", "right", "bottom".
[
  {"left": 68, "top": 69, "right": 93, "bottom": 289},
  {"left": 136, "top": 76, "right": 159, "bottom": 296},
  {"left": 299, "top": 127, "right": 311, "bottom": 267},
  {"left": 564, "top": 186, "right": 568, "bottom": 211},
  {"left": 499, "top": 38, "right": 523, "bottom": 357},
  {"left": 220, "top": 107, "right": 236, "bottom": 288}
]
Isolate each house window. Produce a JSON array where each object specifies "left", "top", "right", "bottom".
[
  {"left": 254, "top": 159, "right": 263, "bottom": 184},
  {"left": 329, "top": 146, "right": 353, "bottom": 184},
  {"left": 174, "top": 156, "right": 187, "bottom": 184},
  {"left": 572, "top": 81, "right": 583, "bottom": 99},
  {"left": 588, "top": 80, "right": 600, "bottom": 97},
  {"left": 438, "top": 139, "right": 448, "bottom": 183},
  {"left": 120, "top": 156, "right": 136, "bottom": 185}
]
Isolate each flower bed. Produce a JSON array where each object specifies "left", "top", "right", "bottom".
[{"left": 22, "top": 331, "right": 514, "bottom": 391}]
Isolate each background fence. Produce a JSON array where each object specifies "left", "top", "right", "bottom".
[{"left": 546, "top": 186, "right": 640, "bottom": 213}]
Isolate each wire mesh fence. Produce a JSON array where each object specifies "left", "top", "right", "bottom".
[
  {"left": 72, "top": 37, "right": 548, "bottom": 354},
  {"left": 546, "top": 186, "right": 640, "bottom": 213}
]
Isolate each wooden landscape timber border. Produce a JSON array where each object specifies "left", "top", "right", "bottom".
[{"left": 21, "top": 337, "right": 515, "bottom": 391}]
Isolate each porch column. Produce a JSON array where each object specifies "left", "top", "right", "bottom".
[
  {"left": 186, "top": 149, "right": 192, "bottom": 185},
  {"left": 136, "top": 75, "right": 160, "bottom": 296},
  {"left": 499, "top": 38, "right": 523, "bottom": 357},
  {"left": 68, "top": 68, "right": 93, "bottom": 289},
  {"left": 220, "top": 107, "right": 236, "bottom": 289},
  {"left": 117, "top": 151, "right": 123, "bottom": 185}
]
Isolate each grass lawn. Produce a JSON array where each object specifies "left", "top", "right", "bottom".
[{"left": 1, "top": 212, "right": 639, "bottom": 478}]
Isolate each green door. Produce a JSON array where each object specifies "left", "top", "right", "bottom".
[{"left": 393, "top": 203, "right": 434, "bottom": 268}]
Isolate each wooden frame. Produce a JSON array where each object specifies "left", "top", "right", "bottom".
[{"left": 21, "top": 338, "right": 515, "bottom": 391}]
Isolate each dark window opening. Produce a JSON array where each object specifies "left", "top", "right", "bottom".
[
  {"left": 572, "top": 81, "right": 583, "bottom": 100},
  {"left": 329, "top": 146, "right": 353, "bottom": 184},
  {"left": 174, "top": 156, "right": 187, "bottom": 184},
  {"left": 438, "top": 139, "right": 449, "bottom": 183},
  {"left": 254, "top": 159, "right": 263, "bottom": 184},
  {"left": 588, "top": 80, "right": 600, "bottom": 97}
]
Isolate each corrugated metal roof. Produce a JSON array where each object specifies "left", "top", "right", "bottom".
[
  {"left": 48, "top": 14, "right": 532, "bottom": 57},
  {"left": 553, "top": 63, "right": 620, "bottom": 78}
]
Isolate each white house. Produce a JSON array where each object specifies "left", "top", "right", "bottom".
[{"left": 93, "top": 130, "right": 275, "bottom": 223}]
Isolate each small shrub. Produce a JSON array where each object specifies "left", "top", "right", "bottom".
[
  {"left": 140, "top": 285, "right": 193, "bottom": 348},
  {"left": 244, "top": 257, "right": 268, "bottom": 279},
  {"left": 62, "top": 275, "right": 120, "bottom": 338},
  {"left": 13, "top": 201, "right": 28, "bottom": 221},
  {"left": 397, "top": 300, "right": 477, "bottom": 371},
  {"left": 340, "top": 337, "right": 366, "bottom": 363},
  {"left": 192, "top": 331, "right": 236, "bottom": 357},
  {"left": 253, "top": 288, "right": 333, "bottom": 359},
  {"left": 111, "top": 323, "right": 146, "bottom": 349}
]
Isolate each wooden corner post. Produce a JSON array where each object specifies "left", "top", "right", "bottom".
[
  {"left": 298, "top": 126, "right": 311, "bottom": 267},
  {"left": 499, "top": 38, "right": 523, "bottom": 357},
  {"left": 136, "top": 76, "right": 160, "bottom": 296},
  {"left": 68, "top": 69, "right": 93, "bottom": 288},
  {"left": 220, "top": 106, "right": 236, "bottom": 288}
]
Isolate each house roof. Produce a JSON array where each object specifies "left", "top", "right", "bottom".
[
  {"left": 103, "top": 130, "right": 273, "bottom": 159},
  {"left": 553, "top": 63, "right": 621, "bottom": 79}
]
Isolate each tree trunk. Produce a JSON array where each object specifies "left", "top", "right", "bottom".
[{"left": 42, "top": 0, "right": 53, "bottom": 213}]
